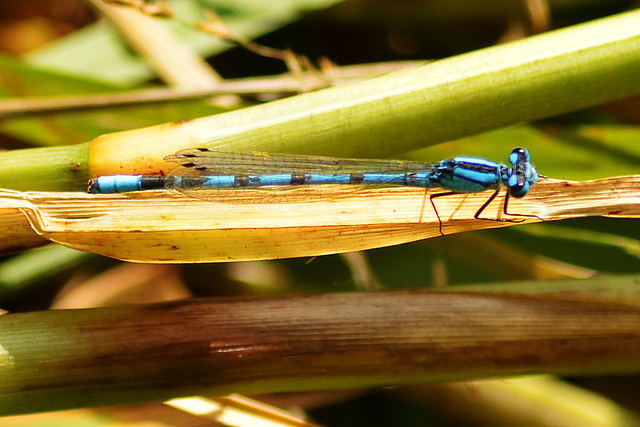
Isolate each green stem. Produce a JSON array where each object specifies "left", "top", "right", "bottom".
[
  {"left": 1, "top": 286, "right": 639, "bottom": 415},
  {"left": 0, "top": 144, "right": 88, "bottom": 191}
]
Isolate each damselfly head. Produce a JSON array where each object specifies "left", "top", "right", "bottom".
[{"left": 506, "top": 148, "right": 538, "bottom": 198}]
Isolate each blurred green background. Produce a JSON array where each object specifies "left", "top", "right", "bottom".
[{"left": 0, "top": 1, "right": 639, "bottom": 426}]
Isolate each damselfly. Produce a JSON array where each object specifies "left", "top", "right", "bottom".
[{"left": 88, "top": 147, "right": 539, "bottom": 233}]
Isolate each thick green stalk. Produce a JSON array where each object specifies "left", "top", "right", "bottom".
[
  {"left": 1, "top": 284, "right": 640, "bottom": 415},
  {"left": 0, "top": 144, "right": 88, "bottom": 191},
  {"left": 1, "top": 10, "right": 640, "bottom": 190}
]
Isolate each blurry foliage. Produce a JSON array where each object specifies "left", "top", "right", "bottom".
[{"left": 0, "top": 0, "right": 639, "bottom": 426}]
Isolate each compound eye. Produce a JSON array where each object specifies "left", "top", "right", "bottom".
[
  {"left": 509, "top": 147, "right": 530, "bottom": 165},
  {"left": 509, "top": 181, "right": 529, "bottom": 198}
]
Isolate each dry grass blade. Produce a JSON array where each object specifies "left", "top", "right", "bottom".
[{"left": 0, "top": 175, "right": 637, "bottom": 262}]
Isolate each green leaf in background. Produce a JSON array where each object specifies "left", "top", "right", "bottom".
[{"left": 23, "top": 0, "right": 345, "bottom": 86}]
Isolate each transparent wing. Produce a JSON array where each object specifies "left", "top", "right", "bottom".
[
  {"left": 165, "top": 147, "right": 432, "bottom": 177},
  {"left": 171, "top": 177, "right": 423, "bottom": 204}
]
